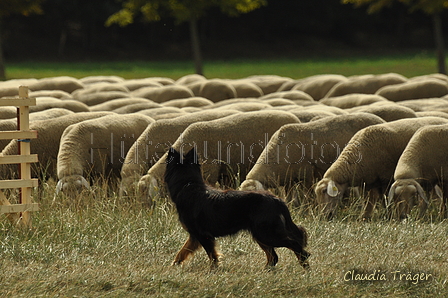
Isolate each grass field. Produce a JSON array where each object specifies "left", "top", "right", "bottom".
[
  {"left": 4, "top": 51, "right": 441, "bottom": 80},
  {"left": 0, "top": 179, "right": 447, "bottom": 297},
  {"left": 1, "top": 53, "right": 447, "bottom": 297}
]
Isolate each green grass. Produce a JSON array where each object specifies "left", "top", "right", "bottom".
[
  {"left": 0, "top": 180, "right": 447, "bottom": 297},
  {"left": 4, "top": 51, "right": 441, "bottom": 80}
]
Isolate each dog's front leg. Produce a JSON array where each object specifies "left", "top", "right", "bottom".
[
  {"left": 172, "top": 235, "right": 200, "bottom": 265},
  {"left": 197, "top": 236, "right": 221, "bottom": 268}
]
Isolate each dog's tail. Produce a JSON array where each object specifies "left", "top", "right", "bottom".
[{"left": 278, "top": 201, "right": 308, "bottom": 247}]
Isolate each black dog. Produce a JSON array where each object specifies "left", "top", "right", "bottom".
[{"left": 164, "top": 147, "right": 310, "bottom": 269}]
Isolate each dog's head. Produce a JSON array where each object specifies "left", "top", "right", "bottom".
[
  {"left": 165, "top": 147, "right": 202, "bottom": 186},
  {"left": 166, "top": 147, "right": 199, "bottom": 165}
]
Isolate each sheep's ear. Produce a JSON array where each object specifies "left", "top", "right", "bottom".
[
  {"left": 415, "top": 182, "right": 428, "bottom": 204},
  {"left": 327, "top": 180, "right": 339, "bottom": 197},
  {"left": 55, "top": 180, "right": 63, "bottom": 194},
  {"left": 387, "top": 181, "right": 398, "bottom": 207},
  {"left": 80, "top": 176, "right": 90, "bottom": 189},
  {"left": 434, "top": 184, "right": 443, "bottom": 199}
]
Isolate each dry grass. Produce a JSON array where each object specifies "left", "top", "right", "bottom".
[{"left": 0, "top": 179, "right": 447, "bottom": 297}]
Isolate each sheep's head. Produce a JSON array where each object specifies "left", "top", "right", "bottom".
[
  {"left": 119, "top": 174, "right": 141, "bottom": 198},
  {"left": 388, "top": 179, "right": 428, "bottom": 219},
  {"left": 314, "top": 178, "right": 346, "bottom": 219},
  {"left": 55, "top": 175, "right": 90, "bottom": 198},
  {"left": 239, "top": 179, "right": 265, "bottom": 191},
  {"left": 136, "top": 174, "right": 159, "bottom": 206}
]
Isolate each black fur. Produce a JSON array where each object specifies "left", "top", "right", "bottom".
[{"left": 164, "top": 147, "right": 310, "bottom": 269}]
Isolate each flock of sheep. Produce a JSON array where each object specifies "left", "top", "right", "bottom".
[{"left": 1, "top": 72, "right": 448, "bottom": 220}]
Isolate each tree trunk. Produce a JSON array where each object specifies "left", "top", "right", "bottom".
[
  {"left": 58, "top": 28, "right": 67, "bottom": 58},
  {"left": 433, "top": 13, "right": 446, "bottom": 74},
  {"left": 0, "top": 19, "right": 6, "bottom": 80},
  {"left": 189, "top": 17, "right": 203, "bottom": 76}
]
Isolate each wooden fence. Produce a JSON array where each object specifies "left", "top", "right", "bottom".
[{"left": 0, "top": 86, "right": 39, "bottom": 227}]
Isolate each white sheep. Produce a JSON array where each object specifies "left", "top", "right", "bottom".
[
  {"left": 56, "top": 114, "right": 154, "bottom": 196},
  {"left": 212, "top": 102, "right": 272, "bottom": 112},
  {"left": 161, "top": 97, "right": 213, "bottom": 108},
  {"left": 113, "top": 102, "right": 170, "bottom": 114},
  {"left": 415, "top": 111, "right": 448, "bottom": 119},
  {"left": 131, "top": 85, "right": 194, "bottom": 103},
  {"left": 324, "top": 73, "right": 407, "bottom": 98},
  {"left": 347, "top": 102, "right": 417, "bottom": 122},
  {"left": 388, "top": 124, "right": 448, "bottom": 219},
  {"left": 314, "top": 117, "right": 448, "bottom": 219},
  {"left": 0, "top": 79, "right": 39, "bottom": 98},
  {"left": 29, "top": 90, "right": 71, "bottom": 99},
  {"left": 291, "top": 74, "right": 347, "bottom": 100},
  {"left": 0, "top": 112, "right": 114, "bottom": 180},
  {"left": 239, "top": 113, "right": 385, "bottom": 196},
  {"left": 397, "top": 98, "right": 448, "bottom": 112},
  {"left": 191, "top": 79, "right": 238, "bottom": 102},
  {"left": 136, "top": 107, "right": 188, "bottom": 119},
  {"left": 28, "top": 76, "right": 84, "bottom": 93},
  {"left": 122, "top": 78, "right": 173, "bottom": 91},
  {"left": 119, "top": 109, "right": 240, "bottom": 196},
  {"left": 260, "top": 90, "right": 314, "bottom": 102},
  {"left": 228, "top": 79, "right": 264, "bottom": 98},
  {"left": 30, "top": 98, "right": 90, "bottom": 113},
  {"left": 137, "top": 110, "right": 301, "bottom": 202},
  {"left": 72, "top": 82, "right": 129, "bottom": 97},
  {"left": 320, "top": 93, "right": 388, "bottom": 109},
  {"left": 375, "top": 78, "right": 448, "bottom": 101},
  {"left": 74, "top": 91, "right": 131, "bottom": 106},
  {"left": 80, "top": 75, "right": 125, "bottom": 85},
  {"left": 175, "top": 73, "right": 206, "bottom": 85},
  {"left": 204, "top": 98, "right": 260, "bottom": 109},
  {"left": 248, "top": 75, "right": 294, "bottom": 95},
  {"left": 89, "top": 97, "right": 158, "bottom": 111}
]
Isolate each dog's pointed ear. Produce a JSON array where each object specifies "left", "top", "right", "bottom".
[
  {"left": 184, "top": 147, "right": 198, "bottom": 164},
  {"left": 167, "top": 147, "right": 180, "bottom": 163}
]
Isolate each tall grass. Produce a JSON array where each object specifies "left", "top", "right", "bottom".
[
  {"left": 1, "top": 179, "right": 446, "bottom": 297},
  {"left": 4, "top": 51, "right": 441, "bottom": 80}
]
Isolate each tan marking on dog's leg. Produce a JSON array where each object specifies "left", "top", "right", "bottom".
[
  {"left": 255, "top": 240, "right": 277, "bottom": 267},
  {"left": 172, "top": 236, "right": 200, "bottom": 265}
]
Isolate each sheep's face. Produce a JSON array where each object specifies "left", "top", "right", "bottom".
[
  {"left": 137, "top": 175, "right": 159, "bottom": 206},
  {"left": 314, "top": 178, "right": 345, "bottom": 219},
  {"left": 55, "top": 175, "right": 90, "bottom": 198},
  {"left": 239, "top": 179, "right": 265, "bottom": 191},
  {"left": 119, "top": 174, "right": 141, "bottom": 198},
  {"left": 388, "top": 179, "right": 426, "bottom": 219}
]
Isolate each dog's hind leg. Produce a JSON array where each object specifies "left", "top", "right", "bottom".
[
  {"left": 172, "top": 235, "right": 201, "bottom": 265},
  {"left": 254, "top": 239, "right": 279, "bottom": 267}
]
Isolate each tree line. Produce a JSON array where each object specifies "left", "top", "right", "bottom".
[{"left": 1, "top": 0, "right": 447, "bottom": 79}]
